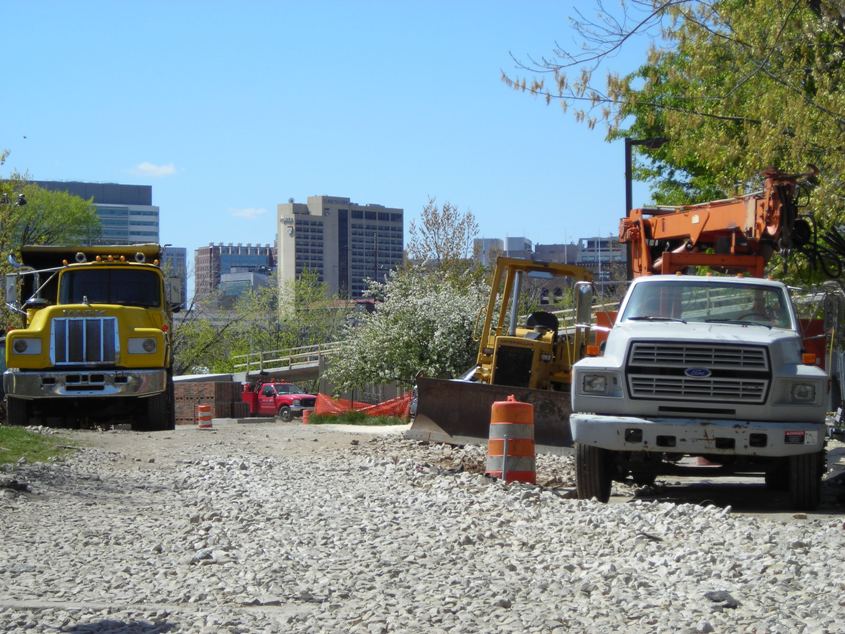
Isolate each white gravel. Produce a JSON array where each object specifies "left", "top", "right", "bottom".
[{"left": 1, "top": 424, "right": 844, "bottom": 633}]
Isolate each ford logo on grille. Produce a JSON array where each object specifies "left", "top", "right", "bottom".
[{"left": 684, "top": 367, "right": 711, "bottom": 378}]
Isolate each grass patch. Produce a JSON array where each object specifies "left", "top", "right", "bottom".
[
  {"left": 0, "top": 426, "right": 75, "bottom": 465},
  {"left": 308, "top": 411, "right": 408, "bottom": 426}
]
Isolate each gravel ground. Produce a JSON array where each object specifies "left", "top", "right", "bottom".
[{"left": 1, "top": 422, "right": 845, "bottom": 633}]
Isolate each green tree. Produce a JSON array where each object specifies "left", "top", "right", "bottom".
[
  {"left": 171, "top": 269, "right": 345, "bottom": 374},
  {"left": 326, "top": 197, "right": 494, "bottom": 391},
  {"left": 504, "top": 1, "right": 845, "bottom": 219},
  {"left": 407, "top": 198, "right": 484, "bottom": 285},
  {"left": 323, "top": 267, "right": 488, "bottom": 391},
  {"left": 1, "top": 154, "right": 101, "bottom": 327}
]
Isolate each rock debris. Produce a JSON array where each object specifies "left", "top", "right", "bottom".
[{"left": 0, "top": 425, "right": 843, "bottom": 633}]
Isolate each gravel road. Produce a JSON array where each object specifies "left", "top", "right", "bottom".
[{"left": 2, "top": 421, "right": 845, "bottom": 633}]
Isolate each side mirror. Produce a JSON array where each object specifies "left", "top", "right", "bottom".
[
  {"left": 169, "top": 302, "right": 182, "bottom": 314},
  {"left": 575, "top": 281, "right": 594, "bottom": 326},
  {"left": 4, "top": 273, "right": 19, "bottom": 309}
]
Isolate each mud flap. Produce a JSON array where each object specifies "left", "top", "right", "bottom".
[{"left": 406, "top": 377, "right": 573, "bottom": 448}]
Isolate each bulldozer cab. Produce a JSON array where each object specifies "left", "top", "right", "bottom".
[
  {"left": 473, "top": 257, "right": 593, "bottom": 390},
  {"left": 408, "top": 256, "right": 595, "bottom": 447}
]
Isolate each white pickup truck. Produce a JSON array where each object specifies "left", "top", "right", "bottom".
[{"left": 570, "top": 275, "right": 828, "bottom": 509}]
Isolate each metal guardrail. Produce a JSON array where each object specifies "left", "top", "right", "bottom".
[{"left": 232, "top": 341, "right": 343, "bottom": 374}]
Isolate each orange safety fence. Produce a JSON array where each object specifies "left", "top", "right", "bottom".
[{"left": 315, "top": 392, "right": 412, "bottom": 420}]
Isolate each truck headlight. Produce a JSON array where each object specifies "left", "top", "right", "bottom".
[
  {"left": 790, "top": 383, "right": 815, "bottom": 402},
  {"left": 583, "top": 374, "right": 608, "bottom": 394},
  {"left": 128, "top": 338, "right": 157, "bottom": 354},
  {"left": 292, "top": 399, "right": 301, "bottom": 406},
  {"left": 12, "top": 338, "right": 42, "bottom": 355}
]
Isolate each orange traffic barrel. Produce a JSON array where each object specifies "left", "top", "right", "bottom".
[
  {"left": 485, "top": 395, "right": 535, "bottom": 484},
  {"left": 196, "top": 404, "right": 213, "bottom": 429},
  {"left": 302, "top": 409, "right": 311, "bottom": 424}
]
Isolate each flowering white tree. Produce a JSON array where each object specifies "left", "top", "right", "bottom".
[{"left": 324, "top": 266, "right": 489, "bottom": 391}]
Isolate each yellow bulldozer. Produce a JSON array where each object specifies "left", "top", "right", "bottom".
[{"left": 407, "top": 257, "right": 594, "bottom": 447}]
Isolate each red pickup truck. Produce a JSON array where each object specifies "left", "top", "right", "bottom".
[{"left": 241, "top": 381, "right": 317, "bottom": 421}]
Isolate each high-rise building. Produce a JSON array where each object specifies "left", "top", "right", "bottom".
[
  {"left": 505, "top": 236, "right": 532, "bottom": 260},
  {"left": 276, "top": 196, "right": 403, "bottom": 299},
  {"left": 33, "top": 181, "right": 159, "bottom": 245},
  {"left": 576, "top": 235, "right": 626, "bottom": 281},
  {"left": 473, "top": 238, "right": 504, "bottom": 268},
  {"left": 534, "top": 242, "right": 580, "bottom": 265},
  {"left": 161, "top": 247, "right": 188, "bottom": 310},
  {"left": 194, "top": 243, "right": 275, "bottom": 299}
]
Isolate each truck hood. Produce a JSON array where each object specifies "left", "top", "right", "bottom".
[{"left": 603, "top": 321, "right": 804, "bottom": 365}]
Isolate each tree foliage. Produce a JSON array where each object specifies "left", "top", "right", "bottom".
[
  {"left": 504, "top": 1, "right": 845, "bottom": 222},
  {"left": 407, "top": 198, "right": 484, "bottom": 283},
  {"left": 1, "top": 160, "right": 101, "bottom": 263},
  {"left": 323, "top": 266, "right": 489, "bottom": 391},
  {"left": 171, "top": 270, "right": 347, "bottom": 375},
  {"left": 324, "top": 197, "right": 492, "bottom": 391},
  {"left": 1, "top": 153, "right": 101, "bottom": 328}
]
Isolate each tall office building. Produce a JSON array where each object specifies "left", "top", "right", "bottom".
[
  {"left": 276, "top": 196, "right": 403, "bottom": 299},
  {"left": 161, "top": 247, "right": 188, "bottom": 310},
  {"left": 576, "top": 235, "right": 626, "bottom": 281},
  {"left": 535, "top": 242, "right": 580, "bottom": 265},
  {"left": 473, "top": 238, "right": 504, "bottom": 268},
  {"left": 505, "top": 236, "right": 533, "bottom": 260},
  {"left": 194, "top": 243, "right": 275, "bottom": 298},
  {"left": 33, "top": 181, "right": 159, "bottom": 245}
]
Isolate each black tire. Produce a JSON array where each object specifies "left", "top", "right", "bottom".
[
  {"left": 134, "top": 374, "right": 175, "bottom": 432},
  {"left": 278, "top": 406, "right": 292, "bottom": 422},
  {"left": 575, "top": 443, "right": 611, "bottom": 502},
  {"left": 788, "top": 452, "right": 823, "bottom": 510},
  {"left": 163, "top": 374, "right": 176, "bottom": 431},
  {"left": 765, "top": 460, "right": 789, "bottom": 491},
  {"left": 6, "top": 397, "right": 30, "bottom": 426},
  {"left": 831, "top": 377, "right": 843, "bottom": 414}
]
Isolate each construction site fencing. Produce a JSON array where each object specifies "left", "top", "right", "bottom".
[{"left": 314, "top": 392, "right": 412, "bottom": 420}]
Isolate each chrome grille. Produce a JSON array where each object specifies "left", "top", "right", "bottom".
[
  {"left": 629, "top": 376, "right": 768, "bottom": 403},
  {"left": 629, "top": 342, "right": 768, "bottom": 371},
  {"left": 52, "top": 317, "right": 118, "bottom": 365}
]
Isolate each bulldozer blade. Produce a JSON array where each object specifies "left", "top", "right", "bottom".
[{"left": 407, "top": 377, "right": 573, "bottom": 448}]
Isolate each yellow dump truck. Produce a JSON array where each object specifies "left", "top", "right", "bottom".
[{"left": 3, "top": 244, "right": 175, "bottom": 431}]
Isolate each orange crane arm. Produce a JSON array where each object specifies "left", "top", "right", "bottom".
[{"left": 620, "top": 169, "right": 805, "bottom": 277}]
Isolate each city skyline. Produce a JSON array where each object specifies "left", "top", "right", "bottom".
[{"left": 1, "top": 1, "right": 654, "bottom": 295}]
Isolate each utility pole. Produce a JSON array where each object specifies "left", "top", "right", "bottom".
[{"left": 624, "top": 136, "right": 667, "bottom": 280}]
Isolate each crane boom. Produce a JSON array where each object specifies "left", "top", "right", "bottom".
[{"left": 620, "top": 168, "right": 808, "bottom": 277}]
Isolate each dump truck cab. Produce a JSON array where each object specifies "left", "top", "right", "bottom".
[{"left": 3, "top": 244, "right": 175, "bottom": 430}]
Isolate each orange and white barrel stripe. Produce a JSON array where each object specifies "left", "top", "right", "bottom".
[
  {"left": 485, "top": 395, "right": 535, "bottom": 484},
  {"left": 196, "top": 404, "right": 212, "bottom": 429}
]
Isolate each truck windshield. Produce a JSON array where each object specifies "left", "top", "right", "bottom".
[
  {"left": 274, "top": 384, "right": 304, "bottom": 394},
  {"left": 621, "top": 281, "right": 792, "bottom": 328},
  {"left": 59, "top": 269, "right": 162, "bottom": 307}
]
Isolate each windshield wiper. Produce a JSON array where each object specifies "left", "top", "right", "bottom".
[
  {"left": 627, "top": 316, "right": 687, "bottom": 324},
  {"left": 704, "top": 318, "right": 772, "bottom": 329}
]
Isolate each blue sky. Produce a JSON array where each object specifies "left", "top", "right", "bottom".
[{"left": 2, "top": 1, "right": 655, "bottom": 284}]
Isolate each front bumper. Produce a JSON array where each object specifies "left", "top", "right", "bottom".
[
  {"left": 4, "top": 368, "right": 167, "bottom": 399},
  {"left": 570, "top": 413, "right": 825, "bottom": 457}
]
